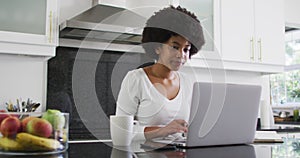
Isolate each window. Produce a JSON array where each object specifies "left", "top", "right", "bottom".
[{"left": 270, "top": 29, "right": 300, "bottom": 106}]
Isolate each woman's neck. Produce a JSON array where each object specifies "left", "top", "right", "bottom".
[{"left": 151, "top": 63, "right": 176, "bottom": 79}]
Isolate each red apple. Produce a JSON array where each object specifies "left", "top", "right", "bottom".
[
  {"left": 21, "top": 116, "right": 36, "bottom": 132},
  {"left": 26, "top": 118, "right": 53, "bottom": 138},
  {"left": 0, "top": 116, "right": 21, "bottom": 138},
  {"left": 0, "top": 110, "right": 10, "bottom": 126}
]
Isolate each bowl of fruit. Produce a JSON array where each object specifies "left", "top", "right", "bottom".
[{"left": 0, "top": 109, "right": 69, "bottom": 155}]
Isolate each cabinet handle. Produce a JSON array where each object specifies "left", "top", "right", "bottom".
[
  {"left": 250, "top": 37, "right": 254, "bottom": 61},
  {"left": 257, "top": 38, "right": 262, "bottom": 61},
  {"left": 48, "top": 11, "right": 53, "bottom": 43}
]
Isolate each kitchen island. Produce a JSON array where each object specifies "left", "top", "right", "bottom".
[{"left": 0, "top": 138, "right": 299, "bottom": 158}]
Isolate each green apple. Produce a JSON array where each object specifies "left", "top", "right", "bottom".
[{"left": 42, "top": 109, "right": 65, "bottom": 130}]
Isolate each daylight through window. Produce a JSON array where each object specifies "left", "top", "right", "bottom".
[{"left": 270, "top": 29, "right": 300, "bottom": 106}]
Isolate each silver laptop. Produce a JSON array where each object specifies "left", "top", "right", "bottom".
[{"left": 153, "top": 82, "right": 262, "bottom": 148}]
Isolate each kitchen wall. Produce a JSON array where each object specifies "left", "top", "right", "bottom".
[{"left": 0, "top": 54, "right": 46, "bottom": 111}]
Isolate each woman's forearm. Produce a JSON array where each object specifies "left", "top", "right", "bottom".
[{"left": 144, "top": 126, "right": 162, "bottom": 140}]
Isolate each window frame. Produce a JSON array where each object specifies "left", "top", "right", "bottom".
[{"left": 271, "top": 29, "right": 300, "bottom": 107}]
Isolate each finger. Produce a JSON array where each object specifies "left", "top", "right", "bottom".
[
  {"left": 172, "top": 124, "right": 188, "bottom": 133},
  {"left": 174, "top": 120, "right": 188, "bottom": 127},
  {"left": 166, "top": 128, "right": 181, "bottom": 136},
  {"left": 166, "top": 126, "right": 186, "bottom": 135},
  {"left": 183, "top": 127, "right": 188, "bottom": 133},
  {"left": 174, "top": 119, "right": 186, "bottom": 125},
  {"left": 164, "top": 120, "right": 188, "bottom": 135},
  {"left": 161, "top": 126, "right": 181, "bottom": 136},
  {"left": 183, "top": 122, "right": 188, "bottom": 127},
  {"left": 178, "top": 126, "right": 188, "bottom": 133}
]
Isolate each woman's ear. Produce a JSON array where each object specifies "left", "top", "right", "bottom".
[
  {"left": 155, "top": 45, "right": 163, "bottom": 55},
  {"left": 155, "top": 47, "right": 161, "bottom": 55}
]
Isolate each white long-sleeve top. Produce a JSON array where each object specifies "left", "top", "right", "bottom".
[{"left": 116, "top": 68, "right": 193, "bottom": 140}]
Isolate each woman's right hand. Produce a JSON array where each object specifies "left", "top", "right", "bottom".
[
  {"left": 144, "top": 119, "right": 188, "bottom": 139},
  {"left": 158, "top": 119, "right": 188, "bottom": 137}
]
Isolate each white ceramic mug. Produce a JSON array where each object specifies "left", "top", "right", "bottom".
[
  {"left": 110, "top": 115, "right": 136, "bottom": 146},
  {"left": 110, "top": 146, "right": 132, "bottom": 158}
]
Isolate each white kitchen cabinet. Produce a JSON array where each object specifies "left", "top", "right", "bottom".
[
  {"left": 179, "top": 0, "right": 220, "bottom": 54},
  {"left": 178, "top": 0, "right": 229, "bottom": 71},
  {"left": 221, "top": 0, "right": 285, "bottom": 71},
  {"left": 126, "top": 0, "right": 170, "bottom": 19},
  {"left": 254, "top": 0, "right": 285, "bottom": 65},
  {"left": 220, "top": 0, "right": 254, "bottom": 63},
  {"left": 0, "top": 0, "right": 59, "bottom": 57}
]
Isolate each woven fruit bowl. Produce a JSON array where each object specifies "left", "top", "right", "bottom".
[{"left": 0, "top": 110, "right": 69, "bottom": 155}]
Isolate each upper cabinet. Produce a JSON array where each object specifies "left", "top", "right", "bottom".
[
  {"left": 0, "top": 0, "right": 59, "bottom": 57},
  {"left": 220, "top": 0, "right": 285, "bottom": 72},
  {"left": 177, "top": 0, "right": 223, "bottom": 72},
  {"left": 126, "top": 0, "right": 170, "bottom": 19},
  {"left": 179, "top": 0, "right": 220, "bottom": 54},
  {"left": 254, "top": 0, "right": 285, "bottom": 65}
]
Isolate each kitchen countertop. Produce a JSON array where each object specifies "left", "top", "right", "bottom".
[
  {"left": 257, "top": 123, "right": 300, "bottom": 132},
  {"left": 275, "top": 121, "right": 300, "bottom": 125},
  {"left": 258, "top": 125, "right": 300, "bottom": 132},
  {"left": 1, "top": 138, "right": 299, "bottom": 158}
]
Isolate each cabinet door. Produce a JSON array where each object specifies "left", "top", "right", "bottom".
[
  {"left": 221, "top": 0, "right": 255, "bottom": 63},
  {"left": 126, "top": 0, "right": 170, "bottom": 19},
  {"left": 254, "top": 0, "right": 285, "bottom": 65},
  {"left": 179, "top": 0, "right": 215, "bottom": 52},
  {"left": 178, "top": 0, "right": 221, "bottom": 65},
  {"left": 0, "top": 0, "right": 58, "bottom": 46}
]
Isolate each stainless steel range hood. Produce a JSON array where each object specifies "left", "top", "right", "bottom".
[{"left": 59, "top": 4, "right": 146, "bottom": 52}]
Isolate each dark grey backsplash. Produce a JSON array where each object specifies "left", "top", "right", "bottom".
[{"left": 47, "top": 47, "right": 150, "bottom": 139}]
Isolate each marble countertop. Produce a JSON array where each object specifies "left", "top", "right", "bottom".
[
  {"left": 257, "top": 123, "right": 300, "bottom": 133},
  {"left": 1, "top": 138, "right": 300, "bottom": 158}
]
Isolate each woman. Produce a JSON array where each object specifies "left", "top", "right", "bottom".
[{"left": 116, "top": 5, "right": 205, "bottom": 140}]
